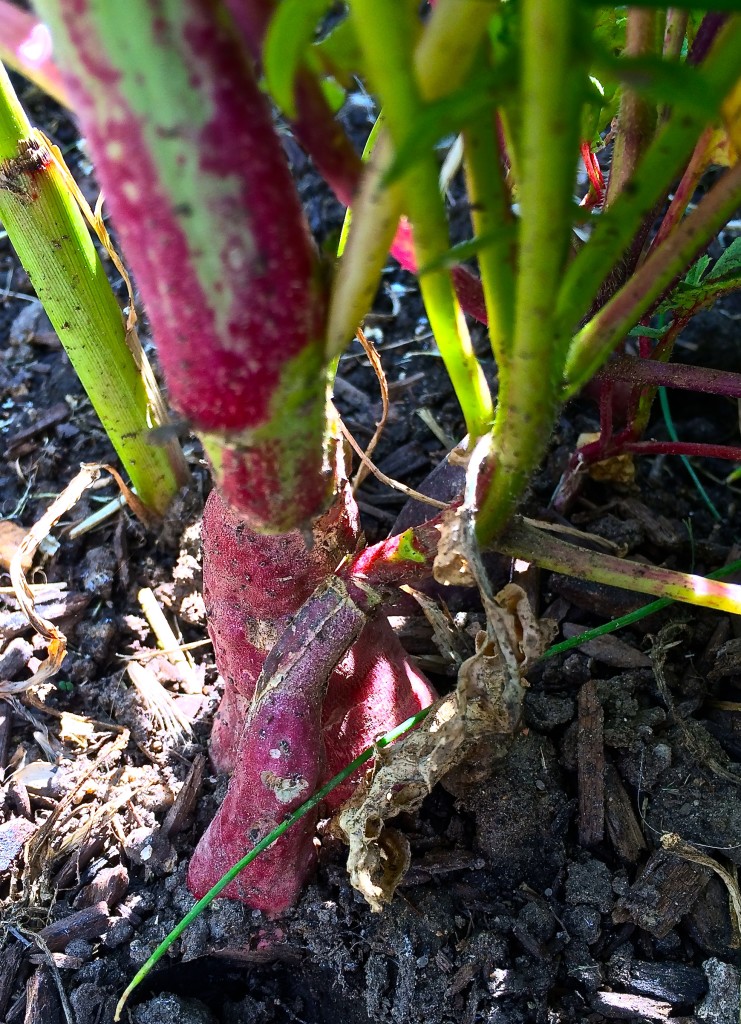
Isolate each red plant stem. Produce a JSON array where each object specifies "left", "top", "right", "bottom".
[
  {"left": 599, "top": 356, "right": 741, "bottom": 398},
  {"left": 580, "top": 141, "right": 605, "bottom": 209},
  {"left": 598, "top": 377, "right": 614, "bottom": 444},
  {"left": 687, "top": 13, "right": 727, "bottom": 64},
  {"left": 0, "top": 0, "right": 66, "bottom": 106},
  {"left": 622, "top": 440, "right": 741, "bottom": 461},
  {"left": 650, "top": 126, "right": 715, "bottom": 254},
  {"left": 37, "top": 0, "right": 335, "bottom": 531}
]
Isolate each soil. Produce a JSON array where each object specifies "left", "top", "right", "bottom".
[{"left": 2, "top": 74, "right": 741, "bottom": 1024}]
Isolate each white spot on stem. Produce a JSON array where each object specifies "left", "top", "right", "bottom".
[{"left": 261, "top": 770, "right": 309, "bottom": 805}]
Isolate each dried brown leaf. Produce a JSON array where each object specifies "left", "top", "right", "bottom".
[{"left": 338, "top": 582, "right": 549, "bottom": 911}]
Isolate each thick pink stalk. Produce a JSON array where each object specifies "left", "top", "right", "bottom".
[
  {"left": 36, "top": 0, "right": 333, "bottom": 530},
  {"left": 202, "top": 486, "right": 360, "bottom": 773},
  {"left": 189, "top": 486, "right": 435, "bottom": 911}
]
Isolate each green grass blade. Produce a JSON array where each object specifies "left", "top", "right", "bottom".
[{"left": 658, "top": 386, "right": 722, "bottom": 522}]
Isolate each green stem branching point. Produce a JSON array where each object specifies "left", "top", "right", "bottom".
[{"left": 0, "top": 60, "right": 187, "bottom": 516}]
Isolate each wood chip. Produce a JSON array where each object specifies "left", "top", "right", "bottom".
[
  {"left": 590, "top": 990, "right": 672, "bottom": 1020},
  {"left": 0, "top": 943, "right": 25, "bottom": 1020},
  {"left": 0, "top": 817, "right": 37, "bottom": 872},
  {"left": 0, "top": 638, "right": 33, "bottom": 680},
  {"left": 612, "top": 849, "right": 712, "bottom": 938},
  {"left": 23, "top": 965, "right": 63, "bottom": 1024},
  {"left": 0, "top": 701, "right": 12, "bottom": 771},
  {"left": 577, "top": 680, "right": 605, "bottom": 847},
  {"left": 39, "top": 901, "right": 110, "bottom": 952},
  {"left": 73, "top": 864, "right": 129, "bottom": 911},
  {"left": 0, "top": 522, "right": 33, "bottom": 573},
  {"left": 608, "top": 955, "right": 708, "bottom": 1006},
  {"left": 549, "top": 576, "right": 646, "bottom": 619},
  {"left": 0, "top": 593, "right": 90, "bottom": 645},
  {"left": 52, "top": 833, "right": 107, "bottom": 891},
  {"left": 5, "top": 403, "right": 69, "bottom": 459},
  {"left": 563, "top": 623, "right": 651, "bottom": 668},
  {"left": 605, "top": 764, "right": 647, "bottom": 863}
]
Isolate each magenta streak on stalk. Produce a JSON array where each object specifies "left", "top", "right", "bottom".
[{"left": 56, "top": 1, "right": 324, "bottom": 435}]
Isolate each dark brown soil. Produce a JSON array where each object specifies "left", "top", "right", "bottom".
[{"left": 1, "top": 74, "right": 741, "bottom": 1024}]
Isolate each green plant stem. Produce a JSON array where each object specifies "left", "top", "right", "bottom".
[
  {"left": 0, "top": 60, "right": 187, "bottom": 516},
  {"left": 327, "top": 0, "right": 495, "bottom": 357},
  {"left": 475, "top": 0, "right": 584, "bottom": 543},
  {"left": 348, "top": 0, "right": 493, "bottom": 440},
  {"left": 542, "top": 555, "right": 741, "bottom": 660},
  {"left": 564, "top": 159, "right": 741, "bottom": 395},
  {"left": 663, "top": 9, "right": 689, "bottom": 60},
  {"left": 462, "top": 106, "right": 515, "bottom": 369},
  {"left": 555, "top": 15, "right": 741, "bottom": 335},
  {"left": 113, "top": 704, "right": 433, "bottom": 1021},
  {"left": 331, "top": 0, "right": 491, "bottom": 436},
  {"left": 498, "top": 518, "right": 741, "bottom": 613}
]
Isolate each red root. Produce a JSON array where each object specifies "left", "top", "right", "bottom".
[{"left": 190, "top": 487, "right": 435, "bottom": 912}]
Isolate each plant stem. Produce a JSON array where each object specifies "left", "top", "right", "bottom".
[
  {"left": 36, "top": 0, "right": 334, "bottom": 531},
  {"left": 349, "top": 0, "right": 493, "bottom": 440},
  {"left": 497, "top": 518, "right": 741, "bottom": 614},
  {"left": 117, "top": 541, "right": 741, "bottom": 1016},
  {"left": 113, "top": 703, "right": 432, "bottom": 1020},
  {"left": 475, "top": 0, "right": 584, "bottom": 543},
  {"left": 463, "top": 105, "right": 515, "bottom": 369},
  {"left": 542, "top": 556, "right": 741, "bottom": 660},
  {"left": 0, "top": 2, "right": 67, "bottom": 106},
  {"left": 663, "top": 9, "right": 689, "bottom": 60},
  {"left": 0, "top": 60, "right": 187, "bottom": 515},
  {"left": 555, "top": 15, "right": 741, "bottom": 335},
  {"left": 328, "top": 0, "right": 496, "bottom": 359},
  {"left": 599, "top": 355, "right": 741, "bottom": 398},
  {"left": 564, "top": 160, "right": 741, "bottom": 396},
  {"left": 604, "top": 8, "right": 658, "bottom": 206}
]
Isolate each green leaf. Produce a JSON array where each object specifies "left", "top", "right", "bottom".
[
  {"left": 383, "top": 60, "right": 516, "bottom": 186},
  {"left": 684, "top": 254, "right": 711, "bottom": 286},
  {"left": 627, "top": 325, "right": 668, "bottom": 338},
  {"left": 264, "top": 0, "right": 333, "bottom": 117},
  {"left": 707, "top": 237, "right": 741, "bottom": 281},
  {"left": 592, "top": 51, "right": 727, "bottom": 119}
]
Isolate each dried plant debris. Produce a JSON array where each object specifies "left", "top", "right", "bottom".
[{"left": 338, "top": 579, "right": 553, "bottom": 911}]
